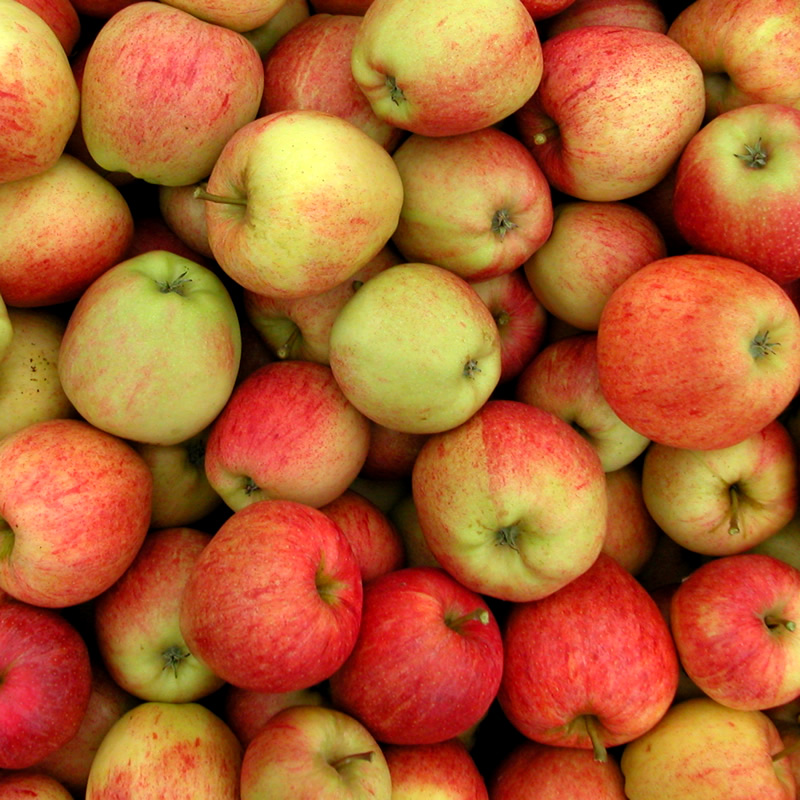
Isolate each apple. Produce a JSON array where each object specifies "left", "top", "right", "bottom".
[
  {"left": 160, "top": 0, "right": 286, "bottom": 33},
  {"left": 358, "top": 422, "right": 428, "bottom": 482},
  {"left": 596, "top": 254, "right": 800, "bottom": 450},
  {"left": 32, "top": 663, "right": 138, "bottom": 796},
  {"left": 382, "top": 739, "right": 488, "bottom": 800},
  {"left": 243, "top": 244, "right": 401, "bottom": 365},
  {"left": 388, "top": 493, "right": 441, "bottom": 569},
  {"left": 748, "top": 512, "right": 800, "bottom": 571},
  {"left": 672, "top": 103, "right": 800, "bottom": 286},
  {"left": 0, "top": 600, "right": 92, "bottom": 770},
  {"left": 328, "top": 262, "right": 502, "bottom": 434},
  {"left": 519, "top": 0, "right": 577, "bottom": 20},
  {"left": 0, "top": 418, "right": 152, "bottom": 608},
  {"left": 133, "top": 428, "right": 223, "bottom": 530},
  {"left": 242, "top": 0, "right": 311, "bottom": 58},
  {"left": 180, "top": 499, "right": 363, "bottom": 693},
  {"left": 260, "top": 13, "right": 403, "bottom": 151},
  {"left": 0, "top": 0, "right": 79, "bottom": 184},
  {"left": 411, "top": 399, "right": 607, "bottom": 602},
  {"left": 489, "top": 740, "right": 628, "bottom": 800},
  {"left": 641, "top": 419, "right": 798, "bottom": 556},
  {"left": 389, "top": 127, "right": 553, "bottom": 282},
  {"left": 670, "top": 553, "right": 800, "bottom": 711},
  {"left": 515, "top": 333, "right": 651, "bottom": 471},
  {"left": 94, "top": 526, "right": 225, "bottom": 704},
  {"left": 601, "top": 465, "right": 659, "bottom": 575},
  {"left": 0, "top": 771, "right": 74, "bottom": 799},
  {"left": 319, "top": 489, "right": 406, "bottom": 582},
  {"left": 80, "top": 2, "right": 264, "bottom": 185},
  {"left": 469, "top": 268, "right": 548, "bottom": 384},
  {"left": 0, "top": 153, "right": 133, "bottom": 308},
  {"left": 328, "top": 565, "right": 505, "bottom": 746},
  {"left": 204, "top": 360, "right": 370, "bottom": 511},
  {"left": 0, "top": 308, "right": 76, "bottom": 442},
  {"left": 620, "top": 696, "right": 796, "bottom": 800},
  {"left": 668, "top": 0, "right": 800, "bottom": 119},
  {"left": 85, "top": 701, "right": 243, "bottom": 800},
  {"left": 58, "top": 250, "right": 242, "bottom": 447},
  {"left": 198, "top": 109, "right": 403, "bottom": 299},
  {"left": 18, "top": 0, "right": 80, "bottom": 54},
  {"left": 514, "top": 25, "right": 705, "bottom": 201},
  {"left": 158, "top": 184, "right": 214, "bottom": 260},
  {"left": 239, "top": 704, "right": 392, "bottom": 800},
  {"left": 523, "top": 201, "right": 667, "bottom": 331},
  {"left": 350, "top": 0, "right": 543, "bottom": 137},
  {"left": 224, "top": 684, "right": 327, "bottom": 747},
  {"left": 543, "top": 0, "right": 667, "bottom": 37}
]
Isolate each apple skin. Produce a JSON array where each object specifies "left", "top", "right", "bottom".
[
  {"left": 489, "top": 740, "right": 628, "bottom": 800},
  {"left": 668, "top": 0, "right": 800, "bottom": 119},
  {"left": 84, "top": 701, "right": 243, "bottom": 800},
  {"left": 161, "top": 0, "right": 285, "bottom": 33},
  {"left": 202, "top": 109, "right": 403, "bottom": 300},
  {"left": 514, "top": 25, "right": 705, "bottom": 201},
  {"left": 0, "top": 308, "right": 77, "bottom": 442},
  {"left": 523, "top": 200, "right": 667, "bottom": 331},
  {"left": 311, "top": 0, "right": 371, "bottom": 12},
  {"left": 319, "top": 489, "right": 406, "bottom": 583},
  {"left": 17, "top": 0, "right": 80, "bottom": 54},
  {"left": 359, "top": 421, "right": 429, "bottom": 482},
  {"left": 32, "top": 663, "right": 138, "bottom": 796},
  {"left": 389, "top": 127, "right": 553, "bottom": 282},
  {"left": 0, "top": 771, "right": 74, "bottom": 799},
  {"left": 0, "top": 153, "right": 133, "bottom": 308},
  {"left": 0, "top": 418, "right": 153, "bottom": 608},
  {"left": 469, "top": 268, "right": 548, "bottom": 385},
  {"left": 0, "top": 600, "right": 92, "bottom": 770},
  {"left": 260, "top": 13, "right": 402, "bottom": 151},
  {"left": 94, "top": 526, "right": 225, "bottom": 704},
  {"left": 328, "top": 565, "right": 504, "bottom": 746},
  {"left": 672, "top": 103, "right": 800, "bottom": 286},
  {"left": 204, "top": 360, "right": 371, "bottom": 511},
  {"left": 543, "top": 0, "right": 667, "bottom": 38},
  {"left": 382, "top": 739, "right": 488, "bottom": 800},
  {"left": 242, "top": 0, "right": 310, "bottom": 58},
  {"left": 328, "top": 263, "right": 502, "bottom": 435},
  {"left": 180, "top": 499, "right": 363, "bottom": 694},
  {"left": 58, "top": 250, "right": 242, "bottom": 448},
  {"left": 412, "top": 399, "right": 607, "bottom": 602},
  {"left": 641, "top": 420, "right": 798, "bottom": 556},
  {"left": 80, "top": 2, "right": 264, "bottom": 185},
  {"left": 670, "top": 553, "right": 800, "bottom": 711},
  {"left": 596, "top": 254, "right": 800, "bottom": 451},
  {"left": 515, "top": 333, "right": 651, "bottom": 472},
  {"left": 350, "top": 0, "right": 543, "bottom": 137},
  {"left": 239, "top": 704, "right": 392, "bottom": 800},
  {"left": 0, "top": 0, "right": 79, "bottom": 184},
  {"left": 498, "top": 552, "right": 679, "bottom": 758},
  {"left": 158, "top": 184, "right": 214, "bottom": 260},
  {"left": 620, "top": 697, "right": 796, "bottom": 800}
]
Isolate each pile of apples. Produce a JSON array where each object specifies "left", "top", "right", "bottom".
[{"left": 4, "top": 0, "right": 800, "bottom": 797}]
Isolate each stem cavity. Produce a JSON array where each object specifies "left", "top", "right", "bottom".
[
  {"left": 492, "top": 209, "right": 518, "bottom": 240},
  {"left": 385, "top": 75, "right": 405, "bottom": 106}
]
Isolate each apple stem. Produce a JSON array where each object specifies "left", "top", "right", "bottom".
[
  {"left": 772, "top": 737, "right": 800, "bottom": 762},
  {"left": 764, "top": 614, "right": 797, "bottom": 632},
  {"left": 446, "top": 607, "right": 490, "bottom": 631},
  {"left": 276, "top": 326, "right": 300, "bottom": 359},
  {"left": 193, "top": 185, "right": 247, "bottom": 207},
  {"left": 492, "top": 208, "right": 518, "bottom": 240},
  {"left": 330, "top": 750, "right": 374, "bottom": 770},
  {"left": 384, "top": 75, "right": 405, "bottom": 106},
  {"left": 583, "top": 715, "right": 608, "bottom": 763},
  {"left": 734, "top": 138, "right": 768, "bottom": 169},
  {"left": 729, "top": 485, "right": 741, "bottom": 536}
]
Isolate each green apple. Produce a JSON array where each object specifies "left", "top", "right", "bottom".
[
  {"left": 58, "top": 250, "right": 241, "bottom": 447},
  {"left": 328, "top": 262, "right": 502, "bottom": 434}
]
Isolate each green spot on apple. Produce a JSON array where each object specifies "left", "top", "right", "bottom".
[
  {"left": 734, "top": 137, "right": 768, "bottom": 169},
  {"left": 385, "top": 75, "right": 405, "bottom": 106},
  {"left": 491, "top": 208, "right": 518, "bottom": 240},
  {"left": 161, "top": 644, "right": 190, "bottom": 678},
  {"left": 463, "top": 358, "right": 481, "bottom": 379},
  {"left": 750, "top": 330, "right": 780, "bottom": 358}
]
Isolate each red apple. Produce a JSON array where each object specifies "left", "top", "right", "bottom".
[{"left": 543, "top": 0, "right": 667, "bottom": 37}]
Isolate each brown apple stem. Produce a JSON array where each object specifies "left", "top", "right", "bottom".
[
  {"left": 583, "top": 715, "right": 608, "bottom": 763},
  {"left": 446, "top": 608, "right": 490, "bottom": 631},
  {"left": 772, "top": 737, "right": 800, "bottom": 762},
  {"left": 193, "top": 186, "right": 247, "bottom": 206},
  {"left": 764, "top": 614, "right": 797, "bottom": 632},
  {"left": 729, "top": 485, "right": 741, "bottom": 536},
  {"left": 276, "top": 326, "right": 300, "bottom": 359},
  {"left": 330, "top": 750, "right": 374, "bottom": 770}
]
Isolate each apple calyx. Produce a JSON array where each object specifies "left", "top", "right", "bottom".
[
  {"left": 495, "top": 523, "right": 521, "bottom": 551},
  {"left": 491, "top": 209, "right": 518, "bottom": 240},
  {"left": 463, "top": 358, "right": 482, "bottom": 379},
  {"left": 445, "top": 607, "right": 490, "bottom": 632},
  {"left": 156, "top": 270, "right": 193, "bottom": 296},
  {"left": 582, "top": 714, "right": 608, "bottom": 763},
  {"left": 750, "top": 330, "right": 781, "bottom": 359},
  {"left": 193, "top": 185, "right": 247, "bottom": 207},
  {"left": 764, "top": 614, "right": 797, "bottom": 633},
  {"left": 495, "top": 309, "right": 511, "bottom": 328},
  {"left": 734, "top": 138, "right": 768, "bottom": 169},
  {"left": 161, "top": 644, "right": 191, "bottom": 678},
  {"left": 243, "top": 477, "right": 259, "bottom": 496},
  {"left": 329, "top": 750, "right": 374, "bottom": 771},
  {"left": 384, "top": 75, "right": 406, "bottom": 106}
]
